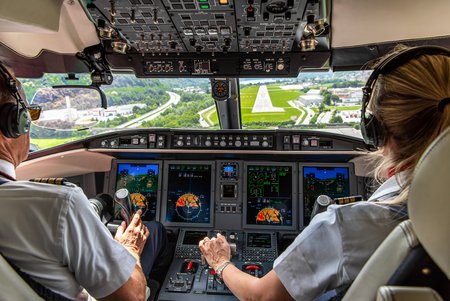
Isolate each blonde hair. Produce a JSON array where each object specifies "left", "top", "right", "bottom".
[{"left": 368, "top": 50, "right": 450, "bottom": 203}]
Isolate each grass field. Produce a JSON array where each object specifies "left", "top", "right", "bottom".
[
  {"left": 31, "top": 138, "right": 79, "bottom": 150},
  {"left": 240, "top": 85, "right": 303, "bottom": 124}
]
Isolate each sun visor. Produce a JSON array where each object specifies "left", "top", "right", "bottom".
[
  {"left": 0, "top": 0, "right": 99, "bottom": 58},
  {"left": 0, "top": 0, "right": 62, "bottom": 33},
  {"left": 332, "top": 0, "right": 450, "bottom": 48}
]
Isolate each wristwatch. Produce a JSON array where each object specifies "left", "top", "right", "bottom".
[{"left": 214, "top": 261, "right": 233, "bottom": 284}]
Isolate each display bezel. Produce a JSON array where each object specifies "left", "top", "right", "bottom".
[
  {"left": 161, "top": 160, "right": 215, "bottom": 228},
  {"left": 107, "top": 159, "right": 163, "bottom": 222},
  {"left": 243, "top": 162, "right": 298, "bottom": 230},
  {"left": 299, "top": 162, "right": 357, "bottom": 229}
]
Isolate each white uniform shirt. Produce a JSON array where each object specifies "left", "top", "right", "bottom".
[
  {"left": 0, "top": 160, "right": 136, "bottom": 300},
  {"left": 274, "top": 173, "right": 407, "bottom": 301}
]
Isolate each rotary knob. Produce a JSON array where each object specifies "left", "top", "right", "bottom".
[
  {"left": 262, "top": 141, "right": 269, "bottom": 147},
  {"left": 110, "top": 140, "right": 117, "bottom": 147},
  {"left": 177, "top": 140, "right": 184, "bottom": 147},
  {"left": 235, "top": 140, "right": 242, "bottom": 147},
  {"left": 101, "top": 140, "right": 107, "bottom": 147},
  {"left": 220, "top": 141, "right": 227, "bottom": 147},
  {"left": 205, "top": 140, "right": 212, "bottom": 147}
]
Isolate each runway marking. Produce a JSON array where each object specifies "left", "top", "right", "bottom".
[{"left": 251, "top": 85, "right": 285, "bottom": 113}]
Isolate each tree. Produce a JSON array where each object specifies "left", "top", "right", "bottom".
[
  {"left": 323, "top": 94, "right": 331, "bottom": 105},
  {"left": 331, "top": 94, "right": 340, "bottom": 103},
  {"left": 330, "top": 115, "right": 343, "bottom": 123},
  {"left": 318, "top": 103, "right": 325, "bottom": 112}
]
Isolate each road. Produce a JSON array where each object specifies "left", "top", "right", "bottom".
[
  {"left": 317, "top": 111, "right": 333, "bottom": 124},
  {"left": 287, "top": 100, "right": 306, "bottom": 125},
  {"left": 198, "top": 104, "right": 216, "bottom": 127},
  {"left": 117, "top": 91, "right": 180, "bottom": 128},
  {"left": 302, "top": 107, "right": 316, "bottom": 125}
]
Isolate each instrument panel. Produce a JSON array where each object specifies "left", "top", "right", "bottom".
[
  {"left": 105, "top": 156, "right": 361, "bottom": 300},
  {"left": 106, "top": 159, "right": 360, "bottom": 229}
]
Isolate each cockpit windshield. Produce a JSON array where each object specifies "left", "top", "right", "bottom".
[{"left": 21, "top": 70, "right": 370, "bottom": 151}]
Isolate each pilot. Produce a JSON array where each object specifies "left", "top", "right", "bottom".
[
  {"left": 199, "top": 46, "right": 450, "bottom": 301},
  {"left": 0, "top": 62, "right": 166, "bottom": 301}
]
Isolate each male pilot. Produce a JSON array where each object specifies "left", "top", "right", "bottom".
[{"left": 0, "top": 62, "right": 165, "bottom": 301}]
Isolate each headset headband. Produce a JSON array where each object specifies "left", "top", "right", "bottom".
[{"left": 361, "top": 45, "right": 450, "bottom": 147}]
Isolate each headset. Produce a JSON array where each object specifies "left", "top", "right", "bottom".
[
  {"left": 361, "top": 45, "right": 450, "bottom": 148},
  {"left": 0, "top": 63, "right": 31, "bottom": 138}
]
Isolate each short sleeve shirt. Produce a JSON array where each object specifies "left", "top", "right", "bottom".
[
  {"left": 274, "top": 174, "right": 407, "bottom": 301},
  {"left": 0, "top": 180, "right": 136, "bottom": 300}
]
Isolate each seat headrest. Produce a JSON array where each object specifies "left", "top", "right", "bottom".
[{"left": 409, "top": 126, "right": 450, "bottom": 279}]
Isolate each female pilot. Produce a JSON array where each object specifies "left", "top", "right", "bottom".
[{"left": 199, "top": 46, "right": 450, "bottom": 301}]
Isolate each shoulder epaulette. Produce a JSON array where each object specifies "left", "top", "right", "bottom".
[{"left": 29, "top": 178, "right": 69, "bottom": 186}]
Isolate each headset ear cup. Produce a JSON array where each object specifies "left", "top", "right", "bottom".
[
  {"left": 0, "top": 102, "right": 27, "bottom": 139},
  {"left": 363, "top": 113, "right": 384, "bottom": 148}
]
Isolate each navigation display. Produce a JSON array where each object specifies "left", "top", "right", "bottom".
[
  {"left": 246, "top": 165, "right": 293, "bottom": 227},
  {"left": 115, "top": 163, "right": 159, "bottom": 221},
  {"left": 165, "top": 164, "right": 212, "bottom": 224},
  {"left": 303, "top": 166, "right": 350, "bottom": 225}
]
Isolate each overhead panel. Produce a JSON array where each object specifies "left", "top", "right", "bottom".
[{"left": 86, "top": 0, "right": 330, "bottom": 77}]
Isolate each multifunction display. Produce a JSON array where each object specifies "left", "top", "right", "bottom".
[
  {"left": 246, "top": 233, "right": 272, "bottom": 249},
  {"left": 303, "top": 166, "right": 350, "bottom": 225},
  {"left": 182, "top": 231, "right": 208, "bottom": 245},
  {"left": 165, "top": 164, "right": 212, "bottom": 224},
  {"left": 246, "top": 165, "right": 293, "bottom": 227},
  {"left": 115, "top": 163, "right": 159, "bottom": 221}
]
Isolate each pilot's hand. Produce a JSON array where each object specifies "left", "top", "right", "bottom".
[
  {"left": 199, "top": 233, "right": 231, "bottom": 271},
  {"left": 114, "top": 210, "right": 150, "bottom": 257}
]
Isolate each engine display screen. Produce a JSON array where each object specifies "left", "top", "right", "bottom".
[
  {"left": 246, "top": 233, "right": 272, "bottom": 248},
  {"left": 115, "top": 163, "right": 159, "bottom": 221},
  {"left": 246, "top": 165, "right": 293, "bottom": 227},
  {"left": 182, "top": 231, "right": 208, "bottom": 245},
  {"left": 303, "top": 166, "right": 350, "bottom": 225},
  {"left": 165, "top": 164, "right": 212, "bottom": 224}
]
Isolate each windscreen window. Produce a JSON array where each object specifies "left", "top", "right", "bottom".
[
  {"left": 115, "top": 163, "right": 159, "bottom": 221},
  {"left": 165, "top": 164, "right": 212, "bottom": 224},
  {"left": 246, "top": 165, "right": 293, "bottom": 227}
]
